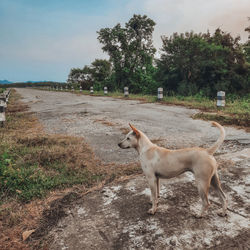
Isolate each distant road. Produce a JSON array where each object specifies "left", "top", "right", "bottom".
[{"left": 16, "top": 88, "right": 250, "bottom": 164}]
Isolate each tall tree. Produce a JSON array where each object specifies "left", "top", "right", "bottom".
[
  {"left": 244, "top": 18, "right": 250, "bottom": 63},
  {"left": 97, "top": 14, "right": 156, "bottom": 93}
]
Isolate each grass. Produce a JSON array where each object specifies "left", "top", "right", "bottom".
[
  {"left": 0, "top": 88, "right": 5, "bottom": 94},
  {"left": 0, "top": 95, "right": 103, "bottom": 203},
  {"left": 0, "top": 90, "right": 140, "bottom": 203},
  {"left": 0, "top": 90, "right": 140, "bottom": 249},
  {"left": 47, "top": 88, "right": 250, "bottom": 129}
]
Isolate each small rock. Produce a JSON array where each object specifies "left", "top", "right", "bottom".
[{"left": 170, "top": 239, "right": 176, "bottom": 246}]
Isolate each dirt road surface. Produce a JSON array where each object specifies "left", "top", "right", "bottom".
[{"left": 17, "top": 88, "right": 250, "bottom": 249}]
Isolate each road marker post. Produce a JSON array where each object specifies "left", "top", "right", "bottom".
[
  {"left": 104, "top": 87, "right": 108, "bottom": 95},
  {"left": 158, "top": 87, "right": 163, "bottom": 101},
  {"left": 124, "top": 87, "right": 129, "bottom": 97},
  {"left": 217, "top": 91, "right": 225, "bottom": 107},
  {"left": 90, "top": 86, "right": 94, "bottom": 94},
  {"left": 0, "top": 100, "right": 6, "bottom": 127}
]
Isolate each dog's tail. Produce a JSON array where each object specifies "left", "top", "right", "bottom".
[{"left": 206, "top": 121, "right": 225, "bottom": 155}]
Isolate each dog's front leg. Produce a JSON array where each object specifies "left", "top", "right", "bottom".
[{"left": 147, "top": 176, "right": 158, "bottom": 215}]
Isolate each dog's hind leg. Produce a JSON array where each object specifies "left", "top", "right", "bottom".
[
  {"left": 211, "top": 171, "right": 228, "bottom": 216},
  {"left": 147, "top": 176, "right": 158, "bottom": 215},
  {"left": 157, "top": 177, "right": 160, "bottom": 199},
  {"left": 196, "top": 179, "right": 210, "bottom": 218}
]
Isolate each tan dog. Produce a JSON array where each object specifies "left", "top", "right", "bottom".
[{"left": 118, "top": 122, "right": 227, "bottom": 217}]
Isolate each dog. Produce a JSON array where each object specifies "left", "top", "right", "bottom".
[{"left": 118, "top": 122, "right": 227, "bottom": 218}]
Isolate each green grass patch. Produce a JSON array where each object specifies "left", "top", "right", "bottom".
[
  {"left": 0, "top": 91, "right": 105, "bottom": 203},
  {"left": 0, "top": 150, "right": 101, "bottom": 202}
]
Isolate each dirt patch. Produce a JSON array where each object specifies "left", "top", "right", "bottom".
[
  {"left": 119, "top": 127, "right": 130, "bottom": 135},
  {"left": 208, "top": 229, "right": 250, "bottom": 249},
  {"left": 47, "top": 160, "right": 250, "bottom": 250},
  {"left": 193, "top": 112, "right": 250, "bottom": 132},
  {"left": 94, "top": 119, "right": 118, "bottom": 127},
  {"left": 31, "top": 192, "right": 81, "bottom": 241}
]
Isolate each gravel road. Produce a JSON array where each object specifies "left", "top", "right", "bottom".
[{"left": 16, "top": 88, "right": 250, "bottom": 249}]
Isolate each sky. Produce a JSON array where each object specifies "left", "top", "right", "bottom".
[{"left": 0, "top": 0, "right": 249, "bottom": 82}]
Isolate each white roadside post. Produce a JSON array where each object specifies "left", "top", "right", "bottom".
[
  {"left": 90, "top": 86, "right": 94, "bottom": 94},
  {"left": 124, "top": 87, "right": 129, "bottom": 97},
  {"left": 217, "top": 91, "right": 225, "bottom": 107},
  {"left": 157, "top": 87, "right": 163, "bottom": 101},
  {"left": 66, "top": 85, "right": 68, "bottom": 91},
  {"left": 61, "top": 86, "right": 63, "bottom": 91},
  {"left": 56, "top": 86, "right": 58, "bottom": 91},
  {"left": 104, "top": 86, "right": 108, "bottom": 95},
  {"left": 0, "top": 100, "right": 6, "bottom": 127},
  {"left": 80, "top": 86, "right": 82, "bottom": 92},
  {"left": 71, "top": 86, "right": 74, "bottom": 92}
]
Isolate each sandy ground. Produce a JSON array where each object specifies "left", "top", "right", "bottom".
[{"left": 16, "top": 88, "right": 250, "bottom": 249}]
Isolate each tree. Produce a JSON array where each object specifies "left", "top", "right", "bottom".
[
  {"left": 67, "top": 68, "right": 82, "bottom": 85},
  {"left": 90, "top": 59, "right": 112, "bottom": 90},
  {"left": 67, "top": 66, "right": 93, "bottom": 89},
  {"left": 244, "top": 18, "right": 250, "bottom": 63},
  {"left": 157, "top": 29, "right": 250, "bottom": 96},
  {"left": 97, "top": 14, "right": 156, "bottom": 93},
  {"left": 67, "top": 59, "right": 112, "bottom": 90}
]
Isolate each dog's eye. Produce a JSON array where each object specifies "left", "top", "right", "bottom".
[{"left": 127, "top": 137, "right": 130, "bottom": 140}]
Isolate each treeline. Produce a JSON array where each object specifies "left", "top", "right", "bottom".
[
  {"left": 68, "top": 15, "right": 250, "bottom": 97},
  {"left": 0, "top": 81, "right": 64, "bottom": 88}
]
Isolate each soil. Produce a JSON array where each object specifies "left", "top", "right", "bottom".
[{"left": 16, "top": 88, "right": 250, "bottom": 250}]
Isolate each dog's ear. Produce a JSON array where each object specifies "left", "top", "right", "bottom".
[{"left": 129, "top": 123, "right": 140, "bottom": 138}]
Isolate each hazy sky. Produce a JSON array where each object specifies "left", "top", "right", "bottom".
[{"left": 0, "top": 0, "right": 249, "bottom": 82}]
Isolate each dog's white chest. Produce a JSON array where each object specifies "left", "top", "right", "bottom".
[{"left": 140, "top": 154, "right": 157, "bottom": 176}]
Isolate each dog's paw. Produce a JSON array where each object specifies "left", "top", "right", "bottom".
[{"left": 147, "top": 208, "right": 156, "bottom": 215}]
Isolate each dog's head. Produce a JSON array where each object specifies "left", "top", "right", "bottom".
[{"left": 118, "top": 124, "right": 140, "bottom": 149}]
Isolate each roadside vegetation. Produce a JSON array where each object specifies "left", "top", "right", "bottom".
[{"left": 66, "top": 15, "right": 250, "bottom": 98}]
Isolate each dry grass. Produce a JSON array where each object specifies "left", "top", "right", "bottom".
[
  {"left": 0, "top": 90, "right": 141, "bottom": 249},
  {"left": 120, "top": 127, "right": 130, "bottom": 135},
  {"left": 192, "top": 112, "right": 250, "bottom": 132},
  {"left": 94, "top": 119, "right": 118, "bottom": 127}
]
